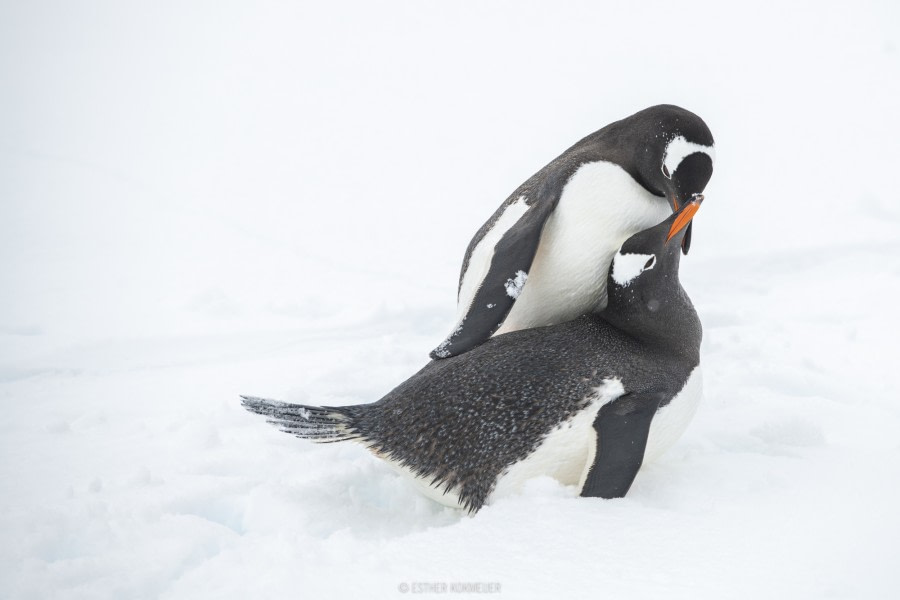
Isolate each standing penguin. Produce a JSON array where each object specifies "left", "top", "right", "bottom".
[
  {"left": 431, "top": 104, "right": 714, "bottom": 359},
  {"left": 242, "top": 198, "right": 704, "bottom": 513}
]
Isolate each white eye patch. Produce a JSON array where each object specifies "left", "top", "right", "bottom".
[
  {"left": 662, "top": 135, "right": 715, "bottom": 179},
  {"left": 612, "top": 252, "right": 656, "bottom": 286}
]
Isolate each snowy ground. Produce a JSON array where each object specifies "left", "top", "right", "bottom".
[{"left": 2, "top": 1, "right": 900, "bottom": 599}]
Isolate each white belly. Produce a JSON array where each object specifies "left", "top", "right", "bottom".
[
  {"left": 486, "top": 369, "right": 703, "bottom": 502},
  {"left": 491, "top": 378, "right": 626, "bottom": 500},
  {"left": 643, "top": 366, "right": 703, "bottom": 463},
  {"left": 496, "top": 161, "right": 670, "bottom": 334}
]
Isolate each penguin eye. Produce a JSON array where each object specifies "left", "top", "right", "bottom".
[
  {"left": 661, "top": 164, "right": 671, "bottom": 179},
  {"left": 644, "top": 257, "right": 655, "bottom": 269}
]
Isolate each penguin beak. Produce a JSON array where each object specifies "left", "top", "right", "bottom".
[
  {"left": 668, "top": 193, "right": 698, "bottom": 254},
  {"left": 666, "top": 195, "right": 703, "bottom": 243}
]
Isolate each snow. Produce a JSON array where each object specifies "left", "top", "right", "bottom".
[
  {"left": 430, "top": 320, "right": 464, "bottom": 359},
  {"left": 2, "top": 1, "right": 900, "bottom": 599},
  {"left": 504, "top": 271, "right": 529, "bottom": 299}
]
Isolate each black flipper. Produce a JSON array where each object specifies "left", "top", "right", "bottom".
[
  {"left": 430, "top": 194, "right": 560, "bottom": 359},
  {"left": 581, "top": 392, "right": 665, "bottom": 499}
]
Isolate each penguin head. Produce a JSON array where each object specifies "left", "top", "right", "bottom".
[
  {"left": 607, "top": 195, "right": 702, "bottom": 319},
  {"left": 603, "top": 196, "right": 703, "bottom": 358},
  {"left": 618, "top": 105, "right": 715, "bottom": 254}
]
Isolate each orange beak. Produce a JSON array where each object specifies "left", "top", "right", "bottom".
[{"left": 667, "top": 195, "right": 703, "bottom": 242}]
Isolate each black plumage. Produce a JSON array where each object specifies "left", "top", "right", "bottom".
[{"left": 242, "top": 202, "right": 703, "bottom": 513}]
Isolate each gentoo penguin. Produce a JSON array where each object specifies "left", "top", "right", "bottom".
[
  {"left": 241, "top": 197, "right": 704, "bottom": 513},
  {"left": 430, "top": 104, "right": 714, "bottom": 359}
]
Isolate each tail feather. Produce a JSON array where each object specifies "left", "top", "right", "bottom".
[{"left": 240, "top": 395, "right": 360, "bottom": 443}]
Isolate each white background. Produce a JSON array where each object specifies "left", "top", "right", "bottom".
[{"left": 2, "top": 1, "right": 899, "bottom": 598}]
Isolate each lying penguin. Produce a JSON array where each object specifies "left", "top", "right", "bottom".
[
  {"left": 241, "top": 198, "right": 704, "bottom": 513},
  {"left": 431, "top": 104, "right": 714, "bottom": 359}
]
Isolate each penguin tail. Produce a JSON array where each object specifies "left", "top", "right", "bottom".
[{"left": 240, "top": 395, "right": 361, "bottom": 443}]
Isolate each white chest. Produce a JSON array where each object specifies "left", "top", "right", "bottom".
[{"left": 497, "top": 161, "right": 670, "bottom": 333}]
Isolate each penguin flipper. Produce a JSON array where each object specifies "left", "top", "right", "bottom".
[
  {"left": 430, "top": 195, "right": 560, "bottom": 359},
  {"left": 580, "top": 392, "right": 665, "bottom": 499}
]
